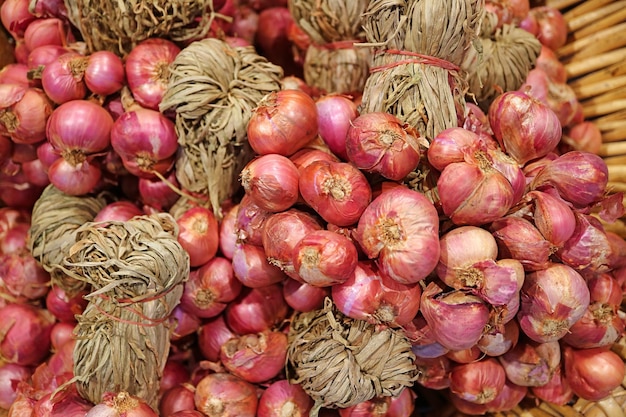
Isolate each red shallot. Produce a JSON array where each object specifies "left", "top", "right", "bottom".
[
  {"left": 240, "top": 154, "right": 300, "bottom": 213},
  {"left": 220, "top": 330, "right": 288, "bottom": 383},
  {"left": 194, "top": 373, "right": 258, "bottom": 417}
]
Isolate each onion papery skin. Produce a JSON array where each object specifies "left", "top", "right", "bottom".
[
  {"left": 180, "top": 256, "right": 241, "bottom": 319},
  {"left": 159, "top": 384, "right": 196, "bottom": 417},
  {"left": 490, "top": 216, "right": 553, "bottom": 272},
  {"left": 437, "top": 151, "right": 515, "bottom": 226},
  {"left": 175, "top": 206, "right": 220, "bottom": 268},
  {"left": 224, "top": 283, "right": 289, "bottom": 335},
  {"left": 247, "top": 89, "right": 319, "bottom": 157},
  {"left": 194, "top": 372, "right": 258, "bottom": 417},
  {"left": 354, "top": 187, "right": 440, "bottom": 284},
  {"left": 420, "top": 281, "right": 490, "bottom": 351},
  {"left": 316, "top": 94, "right": 359, "bottom": 161},
  {"left": 84, "top": 50, "right": 125, "bottom": 96},
  {"left": 525, "top": 190, "right": 576, "bottom": 248},
  {"left": 449, "top": 359, "right": 507, "bottom": 404},
  {"left": 0, "top": 86, "right": 53, "bottom": 144},
  {"left": 563, "top": 345, "right": 626, "bottom": 402},
  {"left": 0, "top": 362, "right": 32, "bottom": 409},
  {"left": 338, "top": 387, "right": 416, "bottom": 417},
  {"left": 414, "top": 356, "right": 451, "bottom": 390},
  {"left": 478, "top": 319, "right": 520, "bottom": 357},
  {"left": 85, "top": 391, "right": 156, "bottom": 417},
  {"left": 232, "top": 242, "right": 287, "bottom": 288},
  {"left": 556, "top": 213, "right": 614, "bottom": 274},
  {"left": 198, "top": 314, "right": 236, "bottom": 362},
  {"left": 41, "top": 52, "right": 87, "bottom": 104},
  {"left": 427, "top": 127, "right": 492, "bottom": 172},
  {"left": 282, "top": 278, "right": 328, "bottom": 312},
  {"left": 332, "top": 260, "right": 422, "bottom": 328},
  {"left": 220, "top": 330, "right": 288, "bottom": 383},
  {"left": 299, "top": 160, "right": 372, "bottom": 227},
  {"left": 45, "top": 284, "right": 88, "bottom": 322},
  {"left": 235, "top": 194, "right": 272, "bottom": 246},
  {"left": 257, "top": 380, "right": 313, "bottom": 417},
  {"left": 488, "top": 90, "right": 561, "bottom": 165},
  {"left": 518, "top": 262, "right": 590, "bottom": 343},
  {"left": 531, "top": 365, "right": 573, "bottom": 405},
  {"left": 498, "top": 339, "right": 561, "bottom": 387}
]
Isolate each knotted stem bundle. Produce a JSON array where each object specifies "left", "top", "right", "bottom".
[
  {"left": 359, "top": 0, "right": 484, "bottom": 142},
  {"left": 27, "top": 184, "right": 106, "bottom": 296},
  {"left": 160, "top": 38, "right": 283, "bottom": 217},
  {"left": 288, "top": 0, "right": 371, "bottom": 94},
  {"left": 57, "top": 214, "right": 189, "bottom": 410},
  {"left": 287, "top": 298, "right": 417, "bottom": 416},
  {"left": 63, "top": 0, "right": 219, "bottom": 56}
]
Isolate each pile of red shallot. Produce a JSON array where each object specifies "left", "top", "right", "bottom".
[{"left": 0, "top": 0, "right": 625, "bottom": 416}]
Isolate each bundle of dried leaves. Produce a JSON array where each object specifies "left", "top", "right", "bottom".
[
  {"left": 287, "top": 298, "right": 417, "bottom": 416},
  {"left": 463, "top": 23, "right": 542, "bottom": 110},
  {"left": 359, "top": 0, "right": 484, "bottom": 142},
  {"left": 27, "top": 184, "right": 106, "bottom": 296},
  {"left": 288, "top": 0, "right": 371, "bottom": 94},
  {"left": 57, "top": 213, "right": 189, "bottom": 410},
  {"left": 63, "top": 0, "right": 220, "bottom": 56},
  {"left": 159, "top": 38, "right": 283, "bottom": 217}
]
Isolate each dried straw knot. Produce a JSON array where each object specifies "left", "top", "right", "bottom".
[{"left": 287, "top": 298, "right": 417, "bottom": 415}]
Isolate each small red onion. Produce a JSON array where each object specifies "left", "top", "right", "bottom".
[
  {"left": 180, "top": 256, "right": 242, "bottom": 318},
  {"left": 110, "top": 107, "right": 179, "bottom": 178},
  {"left": 198, "top": 314, "right": 235, "bottom": 362},
  {"left": 45, "top": 285, "right": 88, "bottom": 322},
  {"left": 563, "top": 345, "right": 626, "bottom": 401},
  {"left": 355, "top": 186, "right": 440, "bottom": 284},
  {"left": 518, "top": 262, "right": 590, "bottom": 343},
  {"left": 0, "top": 168, "right": 46, "bottom": 208},
  {"left": 50, "top": 321, "right": 76, "bottom": 350},
  {"left": 161, "top": 359, "right": 191, "bottom": 394},
  {"left": 316, "top": 94, "right": 359, "bottom": 161},
  {"left": 0, "top": 63, "right": 30, "bottom": 85},
  {"left": 346, "top": 112, "right": 424, "bottom": 181},
  {"left": 159, "top": 384, "right": 196, "bottom": 417},
  {"left": 175, "top": 206, "right": 219, "bottom": 267},
  {"left": 299, "top": 160, "right": 372, "bottom": 227},
  {"left": 41, "top": 52, "right": 87, "bottom": 104},
  {"left": 84, "top": 51, "right": 125, "bottom": 96},
  {"left": 220, "top": 330, "right": 288, "bottom": 383},
  {"left": 23, "top": 17, "right": 71, "bottom": 51},
  {"left": 219, "top": 203, "right": 239, "bottom": 260},
  {"left": 427, "top": 127, "right": 492, "bottom": 172},
  {"left": 290, "top": 147, "right": 340, "bottom": 173},
  {"left": 34, "top": 385, "right": 94, "bottom": 417},
  {"left": 488, "top": 90, "right": 561, "bottom": 165},
  {"left": 194, "top": 373, "right": 258, "bottom": 417},
  {"left": 0, "top": 362, "right": 32, "bottom": 409},
  {"left": 484, "top": 379, "right": 528, "bottom": 413},
  {"left": 229, "top": 4, "right": 259, "bottom": 44},
  {"left": 561, "top": 121, "right": 602, "bottom": 154},
  {"left": 86, "top": 391, "right": 157, "bottom": 417},
  {"left": 420, "top": 281, "right": 490, "bottom": 351},
  {"left": 232, "top": 242, "right": 286, "bottom": 287},
  {"left": 47, "top": 157, "right": 103, "bottom": 196},
  {"left": 254, "top": 7, "right": 300, "bottom": 77},
  {"left": 47, "top": 99, "right": 113, "bottom": 153},
  {"left": 498, "top": 339, "right": 561, "bottom": 387},
  {"left": 168, "top": 305, "right": 201, "bottom": 342},
  {"left": 525, "top": 190, "right": 576, "bottom": 248},
  {"left": 292, "top": 229, "right": 358, "bottom": 287},
  {"left": 414, "top": 356, "right": 451, "bottom": 390},
  {"left": 450, "top": 358, "right": 506, "bottom": 404},
  {"left": 530, "top": 365, "right": 573, "bottom": 405},
  {"left": 282, "top": 278, "right": 328, "bottom": 312},
  {"left": 0, "top": 252, "right": 50, "bottom": 301},
  {"left": 338, "top": 387, "right": 416, "bottom": 417},
  {"left": 1, "top": 0, "right": 35, "bottom": 37},
  {"left": 406, "top": 315, "right": 449, "bottom": 359},
  {"left": 0, "top": 303, "right": 55, "bottom": 366},
  {"left": 529, "top": 6, "right": 568, "bottom": 50},
  {"left": 446, "top": 346, "right": 482, "bottom": 364},
  {"left": 0, "top": 85, "right": 53, "bottom": 144},
  {"left": 247, "top": 89, "right": 318, "bottom": 156},
  {"left": 522, "top": 68, "right": 580, "bottom": 128},
  {"left": 126, "top": 38, "right": 180, "bottom": 110},
  {"left": 257, "top": 380, "right": 313, "bottom": 417},
  {"left": 478, "top": 319, "right": 520, "bottom": 357},
  {"left": 137, "top": 170, "right": 180, "bottom": 212},
  {"left": 262, "top": 208, "right": 322, "bottom": 279},
  {"left": 225, "top": 284, "right": 289, "bottom": 335},
  {"left": 557, "top": 213, "right": 613, "bottom": 274},
  {"left": 490, "top": 216, "right": 552, "bottom": 271},
  {"left": 240, "top": 154, "right": 300, "bottom": 212},
  {"left": 235, "top": 194, "right": 272, "bottom": 246},
  {"left": 94, "top": 201, "right": 143, "bottom": 223}
]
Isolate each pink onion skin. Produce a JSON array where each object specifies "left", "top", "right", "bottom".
[
  {"left": 94, "top": 201, "right": 143, "bottom": 223},
  {"left": 478, "top": 319, "right": 520, "bottom": 357},
  {"left": 45, "top": 285, "right": 89, "bottom": 323},
  {"left": 41, "top": 52, "right": 88, "bottom": 104},
  {"left": 338, "top": 387, "right": 416, "bottom": 417},
  {"left": 530, "top": 151, "right": 608, "bottom": 208},
  {"left": 257, "top": 380, "right": 313, "bottom": 417},
  {"left": 1, "top": 86, "right": 54, "bottom": 144},
  {"left": 488, "top": 90, "right": 561, "bottom": 165},
  {"left": 529, "top": 6, "right": 568, "bottom": 50},
  {"left": 235, "top": 194, "right": 272, "bottom": 246},
  {"left": 531, "top": 366, "right": 574, "bottom": 405},
  {"left": 316, "top": 94, "right": 359, "bottom": 161},
  {"left": 168, "top": 305, "right": 201, "bottom": 341},
  {"left": 197, "top": 314, "right": 236, "bottom": 362},
  {"left": 225, "top": 284, "right": 290, "bottom": 335},
  {"left": 86, "top": 391, "right": 157, "bottom": 417},
  {"left": 84, "top": 50, "right": 125, "bottom": 96},
  {"left": 563, "top": 345, "right": 626, "bottom": 402},
  {"left": 437, "top": 154, "right": 515, "bottom": 227},
  {"left": 218, "top": 203, "right": 239, "bottom": 260},
  {"left": 194, "top": 373, "right": 258, "bottom": 417},
  {"left": 414, "top": 356, "right": 451, "bottom": 390},
  {"left": 126, "top": 38, "right": 180, "bottom": 110},
  {"left": 0, "top": 363, "right": 32, "bottom": 409},
  {"left": 355, "top": 187, "right": 440, "bottom": 284},
  {"left": 176, "top": 206, "right": 220, "bottom": 268},
  {"left": 490, "top": 216, "right": 552, "bottom": 272},
  {"left": 232, "top": 243, "right": 287, "bottom": 288},
  {"left": 518, "top": 263, "right": 590, "bottom": 343},
  {"left": 525, "top": 190, "right": 576, "bottom": 248},
  {"left": 427, "top": 127, "right": 490, "bottom": 171},
  {"left": 449, "top": 358, "right": 507, "bottom": 404},
  {"left": 282, "top": 278, "right": 328, "bottom": 312},
  {"left": 557, "top": 213, "right": 613, "bottom": 274},
  {"left": 0, "top": 303, "right": 55, "bottom": 366},
  {"left": 220, "top": 330, "right": 288, "bottom": 383},
  {"left": 406, "top": 315, "right": 449, "bottom": 359},
  {"left": 535, "top": 45, "right": 567, "bottom": 84},
  {"left": 561, "top": 121, "right": 602, "bottom": 154},
  {"left": 240, "top": 154, "right": 300, "bottom": 213},
  {"left": 498, "top": 339, "right": 561, "bottom": 387},
  {"left": 420, "top": 281, "right": 490, "bottom": 351},
  {"left": 159, "top": 384, "right": 196, "bottom": 417},
  {"left": 484, "top": 379, "right": 528, "bottom": 413}
]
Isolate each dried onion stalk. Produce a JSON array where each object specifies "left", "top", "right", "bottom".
[
  {"left": 57, "top": 213, "right": 189, "bottom": 410},
  {"left": 287, "top": 298, "right": 417, "bottom": 416},
  {"left": 160, "top": 38, "right": 283, "bottom": 217}
]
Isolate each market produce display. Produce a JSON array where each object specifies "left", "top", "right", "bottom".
[{"left": 0, "top": 0, "right": 625, "bottom": 416}]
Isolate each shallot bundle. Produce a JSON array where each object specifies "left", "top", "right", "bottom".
[
  {"left": 288, "top": 0, "right": 371, "bottom": 95},
  {"left": 160, "top": 38, "right": 283, "bottom": 216},
  {"left": 56, "top": 213, "right": 189, "bottom": 409}
]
